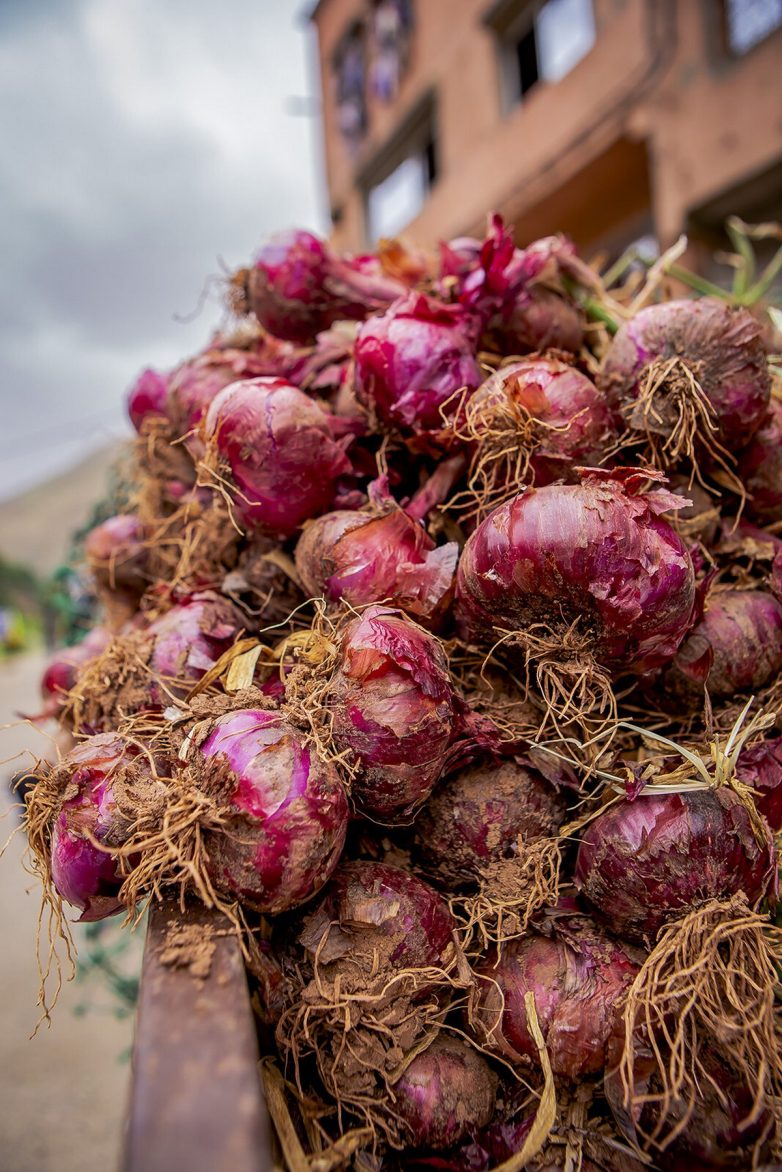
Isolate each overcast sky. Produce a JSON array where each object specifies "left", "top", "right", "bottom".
[{"left": 0, "top": 0, "right": 324, "bottom": 501}]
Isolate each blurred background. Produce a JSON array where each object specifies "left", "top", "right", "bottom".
[{"left": 0, "top": 1, "right": 780, "bottom": 1168}]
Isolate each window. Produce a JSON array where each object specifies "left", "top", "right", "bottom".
[
  {"left": 334, "top": 23, "right": 367, "bottom": 152},
  {"left": 725, "top": 0, "right": 782, "bottom": 54},
  {"left": 362, "top": 98, "right": 438, "bottom": 242},
  {"left": 489, "top": 0, "right": 595, "bottom": 109}
]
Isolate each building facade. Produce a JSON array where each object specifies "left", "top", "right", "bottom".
[{"left": 309, "top": 0, "right": 782, "bottom": 267}]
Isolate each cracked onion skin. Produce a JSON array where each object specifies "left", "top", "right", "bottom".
[
  {"left": 599, "top": 298, "right": 770, "bottom": 447},
  {"left": 197, "top": 709, "right": 349, "bottom": 915},
  {"left": 470, "top": 917, "right": 639, "bottom": 1079},
  {"left": 329, "top": 606, "right": 458, "bottom": 823},
  {"left": 394, "top": 1035, "right": 498, "bottom": 1151},
  {"left": 455, "top": 468, "right": 696, "bottom": 675},
  {"left": 575, "top": 789, "right": 776, "bottom": 945}
]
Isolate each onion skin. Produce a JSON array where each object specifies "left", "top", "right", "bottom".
[
  {"left": 735, "top": 736, "right": 782, "bottom": 832},
  {"left": 127, "top": 367, "right": 168, "bottom": 432},
  {"left": 329, "top": 606, "right": 458, "bottom": 822},
  {"left": 294, "top": 506, "right": 458, "bottom": 627},
  {"left": 463, "top": 357, "right": 615, "bottom": 485},
  {"left": 414, "top": 758, "right": 567, "bottom": 890},
  {"left": 394, "top": 1036, "right": 498, "bottom": 1151},
  {"left": 203, "top": 377, "right": 352, "bottom": 537},
  {"left": 298, "top": 861, "right": 456, "bottom": 984},
  {"left": 198, "top": 709, "right": 349, "bottom": 914},
  {"left": 599, "top": 298, "right": 770, "bottom": 447},
  {"left": 737, "top": 396, "right": 782, "bottom": 523},
  {"left": 353, "top": 291, "right": 482, "bottom": 445},
  {"left": 40, "top": 626, "right": 111, "bottom": 718},
  {"left": 575, "top": 789, "right": 775, "bottom": 944},
  {"left": 49, "top": 734, "right": 144, "bottom": 921},
  {"left": 661, "top": 589, "right": 782, "bottom": 706},
  {"left": 146, "top": 591, "right": 245, "bottom": 704},
  {"left": 85, "top": 514, "right": 148, "bottom": 594},
  {"left": 470, "top": 918, "right": 639, "bottom": 1079},
  {"left": 247, "top": 229, "right": 405, "bottom": 343},
  {"left": 455, "top": 468, "right": 696, "bottom": 674}
]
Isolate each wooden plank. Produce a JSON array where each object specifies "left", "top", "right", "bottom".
[{"left": 123, "top": 896, "right": 271, "bottom": 1172}]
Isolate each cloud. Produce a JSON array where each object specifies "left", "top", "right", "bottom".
[{"left": 0, "top": 0, "right": 324, "bottom": 499}]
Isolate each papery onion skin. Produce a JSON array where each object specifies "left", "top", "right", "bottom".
[
  {"left": 455, "top": 468, "right": 696, "bottom": 674},
  {"left": 599, "top": 298, "right": 770, "bottom": 447},
  {"left": 660, "top": 589, "right": 782, "bottom": 707},
  {"left": 203, "top": 377, "right": 352, "bottom": 537},
  {"left": 294, "top": 507, "right": 458, "bottom": 627},
  {"left": 127, "top": 367, "right": 169, "bottom": 432},
  {"left": 394, "top": 1035, "right": 498, "bottom": 1151},
  {"left": 463, "top": 358, "right": 615, "bottom": 486},
  {"left": 146, "top": 591, "right": 245, "bottom": 704},
  {"left": 40, "top": 626, "right": 111, "bottom": 718},
  {"left": 414, "top": 758, "right": 567, "bottom": 890},
  {"left": 470, "top": 918, "right": 639, "bottom": 1079},
  {"left": 575, "top": 789, "right": 775, "bottom": 944},
  {"left": 353, "top": 291, "right": 482, "bottom": 444},
  {"left": 737, "top": 396, "right": 782, "bottom": 524},
  {"left": 85, "top": 515, "right": 148, "bottom": 595},
  {"left": 297, "top": 860, "right": 455, "bottom": 985},
  {"left": 197, "top": 708, "right": 349, "bottom": 914},
  {"left": 329, "top": 606, "right": 458, "bottom": 822},
  {"left": 49, "top": 734, "right": 145, "bottom": 921},
  {"left": 735, "top": 736, "right": 782, "bottom": 833}
]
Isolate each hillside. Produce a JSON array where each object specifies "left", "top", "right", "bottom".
[{"left": 0, "top": 442, "right": 128, "bottom": 576}]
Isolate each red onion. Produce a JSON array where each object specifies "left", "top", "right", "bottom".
[
  {"left": 575, "top": 789, "right": 775, "bottom": 944},
  {"left": 196, "top": 708, "right": 349, "bottom": 913},
  {"left": 203, "top": 377, "right": 353, "bottom": 537},
  {"left": 298, "top": 861, "right": 456, "bottom": 986},
  {"left": 393, "top": 1036, "right": 498, "bottom": 1151},
  {"left": 737, "top": 396, "right": 782, "bottom": 524},
  {"left": 734, "top": 736, "right": 782, "bottom": 832},
  {"left": 599, "top": 298, "right": 770, "bottom": 453},
  {"left": 353, "top": 292, "right": 482, "bottom": 447},
  {"left": 294, "top": 496, "right": 458, "bottom": 627},
  {"left": 146, "top": 591, "right": 245, "bottom": 704},
  {"left": 328, "top": 606, "right": 458, "bottom": 822},
  {"left": 456, "top": 358, "right": 615, "bottom": 505},
  {"left": 84, "top": 514, "right": 148, "bottom": 594},
  {"left": 40, "top": 626, "right": 111, "bottom": 719},
  {"left": 455, "top": 467, "right": 696, "bottom": 675},
  {"left": 661, "top": 589, "right": 782, "bottom": 707},
  {"left": 470, "top": 917, "right": 639, "bottom": 1078},
  {"left": 49, "top": 734, "right": 148, "bottom": 921},
  {"left": 127, "top": 367, "right": 169, "bottom": 432},
  {"left": 246, "top": 228, "right": 405, "bottom": 343},
  {"left": 414, "top": 757, "right": 567, "bottom": 890}
]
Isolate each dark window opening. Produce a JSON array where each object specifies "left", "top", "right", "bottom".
[
  {"left": 515, "top": 24, "right": 540, "bottom": 96},
  {"left": 424, "top": 135, "right": 438, "bottom": 185}
]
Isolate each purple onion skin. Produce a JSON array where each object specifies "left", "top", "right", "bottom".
[
  {"left": 299, "top": 861, "right": 456, "bottom": 978},
  {"left": 738, "top": 396, "right": 782, "bottom": 524},
  {"left": 204, "top": 377, "right": 352, "bottom": 537},
  {"left": 294, "top": 507, "right": 458, "bottom": 627},
  {"left": 127, "top": 367, "right": 169, "bottom": 432},
  {"left": 606, "top": 1044, "right": 773, "bottom": 1171},
  {"left": 394, "top": 1036, "right": 498, "bottom": 1151},
  {"left": 50, "top": 734, "right": 141, "bottom": 921},
  {"left": 468, "top": 358, "right": 615, "bottom": 483},
  {"left": 661, "top": 589, "right": 782, "bottom": 707},
  {"left": 353, "top": 291, "right": 482, "bottom": 445},
  {"left": 575, "top": 789, "right": 775, "bottom": 945},
  {"left": 198, "top": 709, "right": 349, "bottom": 914},
  {"left": 329, "top": 606, "right": 458, "bottom": 823},
  {"left": 735, "top": 736, "right": 782, "bottom": 832},
  {"left": 414, "top": 758, "right": 567, "bottom": 890},
  {"left": 600, "top": 299, "right": 770, "bottom": 446},
  {"left": 147, "top": 592, "right": 244, "bottom": 704},
  {"left": 40, "top": 626, "right": 111, "bottom": 718},
  {"left": 455, "top": 469, "right": 696, "bottom": 674},
  {"left": 471, "top": 919, "right": 639, "bottom": 1079},
  {"left": 85, "top": 514, "right": 148, "bottom": 594},
  {"left": 247, "top": 229, "right": 404, "bottom": 343}
]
